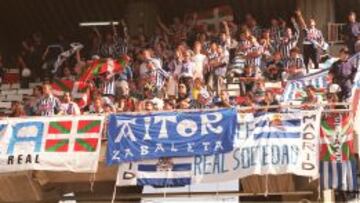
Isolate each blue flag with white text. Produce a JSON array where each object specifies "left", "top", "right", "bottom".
[{"left": 106, "top": 108, "right": 237, "bottom": 164}]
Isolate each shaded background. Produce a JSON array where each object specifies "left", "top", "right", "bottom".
[{"left": 0, "top": 0, "right": 358, "bottom": 57}]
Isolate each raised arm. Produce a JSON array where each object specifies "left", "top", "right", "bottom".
[
  {"left": 222, "top": 21, "right": 231, "bottom": 38},
  {"left": 294, "top": 10, "right": 307, "bottom": 30},
  {"left": 157, "top": 16, "right": 173, "bottom": 35},
  {"left": 186, "top": 12, "right": 198, "bottom": 31},
  {"left": 120, "top": 19, "right": 129, "bottom": 42}
]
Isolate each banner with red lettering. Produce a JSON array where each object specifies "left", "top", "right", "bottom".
[{"left": 0, "top": 115, "right": 104, "bottom": 173}]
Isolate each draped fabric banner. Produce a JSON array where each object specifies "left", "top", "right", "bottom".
[
  {"left": 107, "top": 108, "right": 237, "bottom": 164},
  {"left": 320, "top": 113, "right": 358, "bottom": 191},
  {"left": 282, "top": 68, "right": 329, "bottom": 102},
  {"left": 0, "top": 115, "right": 104, "bottom": 173},
  {"left": 116, "top": 111, "right": 321, "bottom": 187}
]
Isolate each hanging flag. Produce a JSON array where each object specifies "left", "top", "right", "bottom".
[
  {"left": 320, "top": 113, "right": 358, "bottom": 191},
  {"left": 116, "top": 111, "right": 321, "bottom": 187},
  {"left": 107, "top": 108, "right": 237, "bottom": 164},
  {"left": 0, "top": 115, "right": 105, "bottom": 173}
]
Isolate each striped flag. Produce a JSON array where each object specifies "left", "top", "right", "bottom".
[
  {"left": 253, "top": 113, "right": 302, "bottom": 139},
  {"left": 118, "top": 157, "right": 192, "bottom": 187},
  {"left": 320, "top": 113, "right": 358, "bottom": 191},
  {"left": 45, "top": 121, "right": 72, "bottom": 152},
  {"left": 282, "top": 68, "right": 330, "bottom": 102},
  {"left": 155, "top": 68, "right": 169, "bottom": 90}
]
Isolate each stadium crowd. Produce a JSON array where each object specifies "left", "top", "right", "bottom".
[{"left": 1, "top": 9, "right": 360, "bottom": 117}]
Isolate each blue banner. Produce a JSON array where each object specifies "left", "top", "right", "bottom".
[{"left": 106, "top": 108, "right": 237, "bottom": 164}]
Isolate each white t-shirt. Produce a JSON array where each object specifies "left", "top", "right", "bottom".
[{"left": 192, "top": 53, "right": 207, "bottom": 80}]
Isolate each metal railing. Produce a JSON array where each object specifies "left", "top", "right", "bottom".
[{"left": 328, "top": 23, "right": 346, "bottom": 44}]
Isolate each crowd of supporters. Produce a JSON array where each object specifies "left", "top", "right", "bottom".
[{"left": 1, "top": 9, "right": 360, "bottom": 117}]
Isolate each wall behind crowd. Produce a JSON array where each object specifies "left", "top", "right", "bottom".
[{"left": 0, "top": 0, "right": 297, "bottom": 57}]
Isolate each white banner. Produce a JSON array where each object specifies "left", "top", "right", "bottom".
[
  {"left": 116, "top": 111, "right": 321, "bottom": 187},
  {"left": 0, "top": 115, "right": 104, "bottom": 173}
]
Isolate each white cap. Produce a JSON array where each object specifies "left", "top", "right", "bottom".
[{"left": 329, "top": 83, "right": 341, "bottom": 93}]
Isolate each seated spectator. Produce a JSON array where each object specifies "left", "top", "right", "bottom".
[
  {"left": 214, "top": 90, "right": 232, "bottom": 108},
  {"left": 23, "top": 97, "right": 36, "bottom": 116},
  {"left": 9, "top": 101, "right": 26, "bottom": 117},
  {"left": 191, "top": 88, "right": 213, "bottom": 109},
  {"left": 237, "top": 65, "right": 258, "bottom": 95},
  {"left": 163, "top": 99, "right": 175, "bottom": 110},
  {"left": 266, "top": 51, "right": 285, "bottom": 70},
  {"left": 237, "top": 92, "right": 255, "bottom": 113},
  {"left": 144, "top": 100, "right": 155, "bottom": 111},
  {"left": 103, "top": 103, "right": 115, "bottom": 114},
  {"left": 264, "top": 64, "right": 283, "bottom": 82},
  {"left": 89, "top": 96, "right": 104, "bottom": 114},
  {"left": 285, "top": 64, "right": 304, "bottom": 80},
  {"left": 252, "top": 79, "right": 266, "bottom": 103},
  {"left": 192, "top": 77, "right": 205, "bottom": 100},
  {"left": 114, "top": 83, "right": 137, "bottom": 112},
  {"left": 257, "top": 91, "right": 280, "bottom": 113},
  {"left": 176, "top": 83, "right": 191, "bottom": 105},
  {"left": 301, "top": 85, "right": 318, "bottom": 109},
  {"left": 59, "top": 92, "right": 80, "bottom": 115}
]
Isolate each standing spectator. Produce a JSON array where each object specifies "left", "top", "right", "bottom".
[
  {"left": 35, "top": 84, "right": 61, "bottom": 116},
  {"left": 344, "top": 12, "right": 360, "bottom": 54},
  {"left": 97, "top": 20, "right": 128, "bottom": 58},
  {"left": 285, "top": 48, "right": 305, "bottom": 73},
  {"left": 178, "top": 50, "right": 196, "bottom": 90},
  {"left": 139, "top": 49, "right": 163, "bottom": 89},
  {"left": 192, "top": 41, "right": 208, "bottom": 81},
  {"left": 329, "top": 48, "right": 357, "bottom": 101},
  {"left": 276, "top": 17, "right": 300, "bottom": 58},
  {"left": 245, "top": 36, "right": 263, "bottom": 69},
  {"left": 59, "top": 92, "right": 80, "bottom": 115},
  {"left": 295, "top": 10, "right": 324, "bottom": 71}
]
